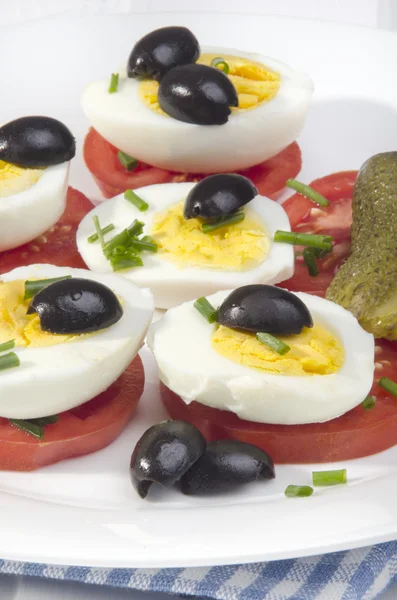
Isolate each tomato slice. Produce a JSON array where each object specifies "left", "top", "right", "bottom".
[
  {"left": 161, "top": 340, "right": 397, "bottom": 464},
  {"left": 279, "top": 171, "right": 357, "bottom": 296},
  {"left": 0, "top": 355, "right": 144, "bottom": 471},
  {"left": 0, "top": 187, "right": 93, "bottom": 275},
  {"left": 83, "top": 128, "right": 302, "bottom": 199}
]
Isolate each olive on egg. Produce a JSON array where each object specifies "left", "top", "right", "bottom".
[
  {"left": 27, "top": 277, "right": 123, "bottom": 334},
  {"left": 130, "top": 420, "right": 206, "bottom": 498},
  {"left": 184, "top": 174, "right": 258, "bottom": 219},
  {"left": 217, "top": 285, "right": 313, "bottom": 335},
  {"left": 0, "top": 116, "right": 76, "bottom": 168},
  {"left": 158, "top": 63, "right": 238, "bottom": 125},
  {"left": 180, "top": 440, "right": 275, "bottom": 495},
  {"left": 127, "top": 26, "right": 200, "bottom": 81}
]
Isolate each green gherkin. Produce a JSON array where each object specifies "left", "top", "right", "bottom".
[{"left": 326, "top": 152, "right": 397, "bottom": 340}]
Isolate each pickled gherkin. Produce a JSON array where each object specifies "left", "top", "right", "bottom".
[{"left": 326, "top": 152, "right": 397, "bottom": 339}]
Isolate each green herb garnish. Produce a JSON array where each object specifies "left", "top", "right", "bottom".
[
  {"left": 362, "top": 395, "right": 376, "bottom": 410},
  {"left": 202, "top": 212, "right": 245, "bottom": 233},
  {"left": 274, "top": 230, "right": 333, "bottom": 251},
  {"left": 9, "top": 414, "right": 59, "bottom": 441},
  {"left": 286, "top": 178, "right": 329, "bottom": 207},
  {"left": 0, "top": 352, "right": 20, "bottom": 371},
  {"left": 256, "top": 332, "right": 290, "bottom": 355},
  {"left": 303, "top": 248, "right": 319, "bottom": 277},
  {"left": 0, "top": 340, "right": 15, "bottom": 353},
  {"left": 211, "top": 57, "right": 230, "bottom": 74},
  {"left": 87, "top": 223, "right": 115, "bottom": 244},
  {"left": 194, "top": 297, "right": 218, "bottom": 324},
  {"left": 117, "top": 151, "right": 138, "bottom": 171},
  {"left": 108, "top": 73, "right": 119, "bottom": 93},
  {"left": 124, "top": 189, "right": 149, "bottom": 212},
  {"left": 378, "top": 376, "right": 397, "bottom": 396},
  {"left": 285, "top": 485, "right": 314, "bottom": 498},
  {"left": 24, "top": 276, "right": 72, "bottom": 300},
  {"left": 312, "top": 469, "right": 347, "bottom": 487}
]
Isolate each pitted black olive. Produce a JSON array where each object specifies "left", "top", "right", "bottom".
[
  {"left": 180, "top": 440, "right": 275, "bottom": 495},
  {"left": 130, "top": 420, "right": 206, "bottom": 498},
  {"left": 184, "top": 174, "right": 258, "bottom": 219},
  {"left": 217, "top": 285, "right": 313, "bottom": 335},
  {"left": 127, "top": 26, "right": 200, "bottom": 81},
  {"left": 158, "top": 64, "right": 238, "bottom": 125},
  {"left": 0, "top": 116, "right": 76, "bottom": 168},
  {"left": 27, "top": 278, "right": 123, "bottom": 334}
]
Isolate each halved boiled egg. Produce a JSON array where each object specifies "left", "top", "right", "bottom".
[
  {"left": 0, "top": 116, "right": 76, "bottom": 251},
  {"left": 82, "top": 48, "right": 313, "bottom": 173},
  {"left": 76, "top": 181, "right": 294, "bottom": 308},
  {"left": 148, "top": 289, "right": 374, "bottom": 425},
  {"left": 0, "top": 264, "right": 153, "bottom": 418}
]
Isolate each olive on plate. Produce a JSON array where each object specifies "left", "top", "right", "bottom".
[
  {"left": 180, "top": 440, "right": 275, "bottom": 495},
  {"left": 127, "top": 26, "right": 200, "bottom": 81},
  {"left": 158, "top": 63, "right": 238, "bottom": 125},
  {"left": 130, "top": 420, "right": 206, "bottom": 498},
  {"left": 0, "top": 116, "right": 76, "bottom": 167},
  {"left": 184, "top": 174, "right": 258, "bottom": 219},
  {"left": 27, "top": 278, "right": 123, "bottom": 334},
  {"left": 217, "top": 285, "right": 313, "bottom": 335}
]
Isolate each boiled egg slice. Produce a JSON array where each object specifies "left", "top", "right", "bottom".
[
  {"left": 76, "top": 181, "right": 294, "bottom": 309},
  {"left": 0, "top": 161, "right": 69, "bottom": 251},
  {"left": 0, "top": 264, "right": 153, "bottom": 419},
  {"left": 81, "top": 48, "right": 313, "bottom": 173},
  {"left": 148, "top": 290, "right": 374, "bottom": 425}
]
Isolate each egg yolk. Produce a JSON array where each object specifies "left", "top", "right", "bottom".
[
  {"left": 0, "top": 161, "right": 44, "bottom": 198},
  {"left": 212, "top": 324, "right": 344, "bottom": 376},
  {"left": 0, "top": 280, "right": 84, "bottom": 348},
  {"left": 151, "top": 202, "right": 269, "bottom": 270},
  {"left": 139, "top": 53, "right": 281, "bottom": 115}
]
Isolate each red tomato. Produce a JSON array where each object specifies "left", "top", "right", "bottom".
[
  {"left": 0, "top": 355, "right": 144, "bottom": 471},
  {"left": 83, "top": 128, "right": 302, "bottom": 199},
  {"left": 279, "top": 171, "right": 357, "bottom": 296},
  {"left": 161, "top": 340, "right": 397, "bottom": 463},
  {"left": 0, "top": 187, "right": 93, "bottom": 275}
]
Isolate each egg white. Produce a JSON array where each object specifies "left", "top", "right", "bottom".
[
  {"left": 76, "top": 182, "right": 294, "bottom": 309},
  {"left": 0, "top": 264, "right": 154, "bottom": 419},
  {"left": 0, "top": 163, "right": 70, "bottom": 252},
  {"left": 81, "top": 47, "right": 313, "bottom": 173},
  {"left": 147, "top": 290, "right": 375, "bottom": 425}
]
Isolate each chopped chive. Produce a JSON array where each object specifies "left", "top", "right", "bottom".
[
  {"left": 117, "top": 151, "right": 138, "bottom": 171},
  {"left": 108, "top": 72, "right": 119, "bottom": 93},
  {"left": 194, "top": 297, "right": 218, "bottom": 324},
  {"left": 0, "top": 352, "right": 20, "bottom": 371},
  {"left": 130, "top": 239, "right": 158, "bottom": 253},
  {"left": 0, "top": 339, "right": 15, "bottom": 353},
  {"left": 362, "top": 395, "right": 376, "bottom": 410},
  {"left": 93, "top": 215, "right": 105, "bottom": 250},
  {"left": 140, "top": 235, "right": 155, "bottom": 244},
  {"left": 310, "top": 247, "right": 332, "bottom": 259},
  {"left": 124, "top": 189, "right": 149, "bottom": 212},
  {"left": 87, "top": 223, "right": 115, "bottom": 244},
  {"left": 286, "top": 178, "right": 329, "bottom": 207},
  {"left": 285, "top": 485, "right": 313, "bottom": 498},
  {"left": 303, "top": 248, "right": 319, "bottom": 277},
  {"left": 274, "top": 230, "right": 333, "bottom": 251},
  {"left": 378, "top": 376, "right": 397, "bottom": 396},
  {"left": 104, "top": 229, "right": 131, "bottom": 257},
  {"left": 24, "top": 276, "right": 72, "bottom": 300},
  {"left": 256, "top": 332, "right": 291, "bottom": 355},
  {"left": 312, "top": 469, "right": 347, "bottom": 487},
  {"left": 9, "top": 419, "right": 44, "bottom": 441},
  {"left": 202, "top": 212, "right": 245, "bottom": 234},
  {"left": 128, "top": 219, "right": 145, "bottom": 237},
  {"left": 110, "top": 245, "right": 128, "bottom": 257},
  {"left": 110, "top": 257, "right": 143, "bottom": 271},
  {"left": 211, "top": 57, "right": 230, "bottom": 74}
]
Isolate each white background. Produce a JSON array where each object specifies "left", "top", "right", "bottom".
[{"left": 1, "top": 0, "right": 397, "bottom": 598}]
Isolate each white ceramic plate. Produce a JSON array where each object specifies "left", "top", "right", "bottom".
[{"left": 1, "top": 12, "right": 397, "bottom": 570}]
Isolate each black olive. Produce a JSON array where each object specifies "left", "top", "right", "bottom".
[
  {"left": 127, "top": 26, "right": 200, "bottom": 81},
  {"left": 158, "top": 64, "right": 238, "bottom": 125},
  {"left": 184, "top": 174, "right": 258, "bottom": 219},
  {"left": 130, "top": 420, "right": 206, "bottom": 498},
  {"left": 180, "top": 440, "right": 275, "bottom": 495},
  {"left": 0, "top": 116, "right": 76, "bottom": 168},
  {"left": 217, "top": 285, "right": 313, "bottom": 335},
  {"left": 27, "top": 278, "right": 123, "bottom": 334}
]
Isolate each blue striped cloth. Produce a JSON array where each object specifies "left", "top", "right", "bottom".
[{"left": 0, "top": 542, "right": 396, "bottom": 599}]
